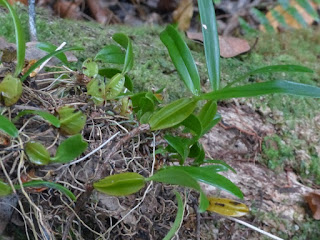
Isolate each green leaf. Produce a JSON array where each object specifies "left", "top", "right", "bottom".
[
  {"left": 112, "top": 33, "right": 134, "bottom": 74},
  {"left": 201, "top": 113, "right": 221, "bottom": 136},
  {"left": 163, "top": 191, "right": 184, "bottom": 240},
  {"left": 180, "top": 114, "right": 202, "bottom": 137},
  {"left": 160, "top": 25, "right": 200, "bottom": 95},
  {"left": 95, "top": 45, "right": 125, "bottom": 64},
  {"left": 20, "top": 46, "right": 84, "bottom": 82},
  {"left": 86, "top": 77, "right": 106, "bottom": 105},
  {"left": 0, "top": 180, "right": 12, "bottom": 196},
  {"left": 198, "top": 100, "right": 218, "bottom": 136},
  {"left": 50, "top": 134, "right": 88, "bottom": 164},
  {"left": 82, "top": 58, "right": 98, "bottom": 78},
  {"left": 197, "top": 0, "right": 220, "bottom": 91},
  {"left": 0, "top": 0, "right": 25, "bottom": 77},
  {"left": 25, "top": 141, "right": 50, "bottom": 165},
  {"left": 36, "top": 42, "right": 69, "bottom": 66},
  {"left": 149, "top": 98, "right": 197, "bottom": 130},
  {"left": 226, "top": 65, "right": 313, "bottom": 88},
  {"left": 14, "top": 110, "right": 60, "bottom": 127},
  {"left": 238, "top": 17, "right": 258, "bottom": 35},
  {"left": 147, "top": 168, "right": 209, "bottom": 212},
  {"left": 287, "top": 5, "right": 308, "bottom": 27},
  {"left": 93, "top": 172, "right": 146, "bottom": 196},
  {"left": 164, "top": 135, "right": 192, "bottom": 164},
  {"left": 57, "top": 106, "right": 86, "bottom": 135},
  {"left": 105, "top": 73, "right": 125, "bottom": 100},
  {"left": 99, "top": 68, "right": 133, "bottom": 91},
  {"left": 0, "top": 115, "right": 18, "bottom": 138},
  {"left": 199, "top": 80, "right": 320, "bottom": 101},
  {"left": 207, "top": 197, "right": 249, "bottom": 217},
  {"left": 203, "top": 159, "right": 236, "bottom": 173},
  {"left": 15, "top": 180, "right": 76, "bottom": 201},
  {"left": 270, "top": 9, "right": 289, "bottom": 29},
  {"left": 251, "top": 8, "right": 275, "bottom": 33},
  {"left": 0, "top": 74, "right": 22, "bottom": 106},
  {"left": 296, "top": 0, "right": 319, "bottom": 21},
  {"left": 162, "top": 166, "right": 243, "bottom": 199}
]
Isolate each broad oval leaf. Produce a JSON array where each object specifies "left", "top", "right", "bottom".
[
  {"left": 0, "top": 115, "right": 18, "bottom": 137},
  {"left": 0, "top": 0, "right": 25, "bottom": 77},
  {"left": 86, "top": 77, "right": 106, "bottom": 105},
  {"left": 199, "top": 80, "right": 320, "bottom": 101},
  {"left": 197, "top": 0, "right": 220, "bottom": 91},
  {"left": 112, "top": 33, "right": 134, "bottom": 74},
  {"left": 82, "top": 58, "right": 98, "bottom": 78},
  {"left": 57, "top": 106, "right": 86, "bottom": 135},
  {"left": 149, "top": 98, "right": 197, "bottom": 131},
  {"left": 162, "top": 166, "right": 243, "bottom": 199},
  {"left": 14, "top": 110, "right": 60, "bottom": 128},
  {"left": 147, "top": 168, "right": 209, "bottom": 212},
  {"left": 207, "top": 197, "right": 249, "bottom": 217},
  {"left": 95, "top": 45, "right": 125, "bottom": 64},
  {"left": 99, "top": 68, "right": 133, "bottom": 91},
  {"left": 93, "top": 172, "right": 146, "bottom": 196},
  {"left": 105, "top": 73, "right": 125, "bottom": 100},
  {"left": 50, "top": 134, "right": 88, "bottom": 164},
  {"left": 0, "top": 74, "right": 22, "bottom": 106},
  {"left": 36, "top": 42, "right": 69, "bottom": 66},
  {"left": 227, "top": 65, "right": 314, "bottom": 88},
  {"left": 15, "top": 180, "right": 76, "bottom": 201},
  {"left": 25, "top": 141, "right": 50, "bottom": 165},
  {"left": 0, "top": 180, "right": 12, "bottom": 196},
  {"left": 160, "top": 25, "right": 200, "bottom": 95},
  {"left": 21, "top": 46, "right": 84, "bottom": 82}
]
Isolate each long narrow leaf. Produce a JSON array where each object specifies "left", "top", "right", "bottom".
[
  {"left": 14, "top": 110, "right": 60, "bottom": 127},
  {"left": 160, "top": 25, "right": 200, "bottom": 95},
  {"left": 20, "top": 46, "right": 84, "bottom": 81},
  {"left": 226, "top": 65, "right": 313, "bottom": 88},
  {"left": 163, "top": 191, "right": 184, "bottom": 240},
  {"left": 163, "top": 166, "right": 243, "bottom": 199},
  {"left": 199, "top": 80, "right": 320, "bottom": 101},
  {"left": 0, "top": 115, "right": 18, "bottom": 137},
  {"left": 147, "top": 168, "right": 209, "bottom": 212},
  {"left": 0, "top": 0, "right": 25, "bottom": 77},
  {"left": 37, "top": 42, "right": 69, "bottom": 66},
  {"left": 15, "top": 180, "right": 76, "bottom": 201},
  {"left": 197, "top": 0, "right": 220, "bottom": 91}
]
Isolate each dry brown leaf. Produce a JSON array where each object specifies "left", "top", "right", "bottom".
[
  {"left": 54, "top": 0, "right": 82, "bottom": 20},
  {"left": 262, "top": 0, "right": 317, "bottom": 32},
  {"left": 305, "top": 192, "right": 320, "bottom": 220},
  {"left": 186, "top": 32, "right": 251, "bottom": 58},
  {"left": 173, "top": 0, "right": 193, "bottom": 31},
  {"left": 7, "top": 0, "right": 28, "bottom": 5},
  {"left": 87, "top": 0, "right": 120, "bottom": 25}
]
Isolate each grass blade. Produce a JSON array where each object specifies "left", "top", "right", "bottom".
[
  {"left": 20, "top": 46, "right": 84, "bottom": 82},
  {"left": 199, "top": 80, "right": 320, "bottom": 101},
  {"left": 0, "top": 0, "right": 25, "bottom": 77},
  {"left": 197, "top": 0, "right": 220, "bottom": 91}
]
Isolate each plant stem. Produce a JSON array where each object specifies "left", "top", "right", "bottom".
[{"left": 28, "top": 0, "right": 37, "bottom": 41}]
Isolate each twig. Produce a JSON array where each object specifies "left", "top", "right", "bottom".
[
  {"left": 227, "top": 217, "right": 284, "bottom": 240},
  {"left": 28, "top": 0, "right": 37, "bottom": 41}
]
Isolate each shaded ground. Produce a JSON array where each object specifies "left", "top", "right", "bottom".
[{"left": 1, "top": 4, "right": 320, "bottom": 240}]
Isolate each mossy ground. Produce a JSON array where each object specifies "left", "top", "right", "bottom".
[{"left": 1, "top": 4, "right": 320, "bottom": 239}]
